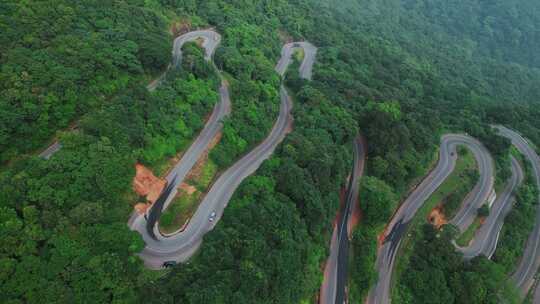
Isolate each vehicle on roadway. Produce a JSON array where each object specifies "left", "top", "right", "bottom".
[
  {"left": 209, "top": 211, "right": 216, "bottom": 222},
  {"left": 162, "top": 261, "right": 176, "bottom": 268}
]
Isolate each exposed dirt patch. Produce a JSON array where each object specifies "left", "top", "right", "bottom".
[
  {"left": 377, "top": 231, "right": 386, "bottom": 250},
  {"left": 179, "top": 183, "right": 197, "bottom": 195},
  {"left": 428, "top": 205, "right": 448, "bottom": 228},
  {"left": 132, "top": 164, "right": 166, "bottom": 213},
  {"left": 134, "top": 203, "right": 150, "bottom": 214}
]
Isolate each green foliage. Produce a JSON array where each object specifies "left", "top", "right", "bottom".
[
  {"left": 0, "top": 22, "right": 219, "bottom": 302},
  {"left": 144, "top": 178, "right": 315, "bottom": 304},
  {"left": 140, "top": 73, "right": 219, "bottom": 166},
  {"left": 399, "top": 0, "right": 540, "bottom": 70},
  {"left": 397, "top": 225, "right": 520, "bottom": 304},
  {"left": 349, "top": 226, "right": 379, "bottom": 302},
  {"left": 359, "top": 98, "right": 438, "bottom": 193},
  {"left": 0, "top": 0, "right": 171, "bottom": 162},
  {"left": 477, "top": 205, "right": 490, "bottom": 218},
  {"left": 474, "top": 128, "right": 513, "bottom": 184},
  {"left": 0, "top": 133, "right": 144, "bottom": 303},
  {"left": 392, "top": 143, "right": 478, "bottom": 302},
  {"left": 441, "top": 168, "right": 479, "bottom": 218},
  {"left": 360, "top": 176, "right": 398, "bottom": 227},
  {"left": 493, "top": 158, "right": 539, "bottom": 273},
  {"left": 159, "top": 190, "right": 201, "bottom": 234},
  {"left": 486, "top": 103, "right": 540, "bottom": 154},
  {"left": 2, "top": 0, "right": 540, "bottom": 302},
  {"left": 366, "top": 100, "right": 401, "bottom": 121},
  {"left": 139, "top": 35, "right": 355, "bottom": 302},
  {"left": 349, "top": 176, "right": 397, "bottom": 301}
]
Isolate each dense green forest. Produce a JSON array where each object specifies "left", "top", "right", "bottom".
[
  {"left": 398, "top": 225, "right": 520, "bottom": 303},
  {"left": 493, "top": 155, "right": 539, "bottom": 274},
  {"left": 0, "top": 1, "right": 172, "bottom": 162},
  {"left": 1, "top": 0, "right": 540, "bottom": 303}
]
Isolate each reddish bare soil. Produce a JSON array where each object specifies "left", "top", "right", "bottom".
[
  {"left": 134, "top": 203, "right": 150, "bottom": 214},
  {"left": 179, "top": 183, "right": 197, "bottom": 195},
  {"left": 377, "top": 231, "right": 386, "bottom": 249},
  {"left": 428, "top": 205, "right": 448, "bottom": 228},
  {"left": 133, "top": 164, "right": 166, "bottom": 213}
]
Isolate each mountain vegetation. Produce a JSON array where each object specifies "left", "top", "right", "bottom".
[{"left": 1, "top": 0, "right": 539, "bottom": 303}]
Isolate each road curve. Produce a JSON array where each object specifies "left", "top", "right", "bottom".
[
  {"left": 495, "top": 125, "right": 540, "bottom": 297},
  {"left": 129, "top": 30, "right": 230, "bottom": 242},
  {"left": 38, "top": 31, "right": 223, "bottom": 160},
  {"left": 456, "top": 156, "right": 523, "bottom": 259},
  {"left": 367, "top": 134, "right": 494, "bottom": 304},
  {"left": 275, "top": 42, "right": 317, "bottom": 80},
  {"left": 147, "top": 30, "right": 221, "bottom": 91},
  {"left": 132, "top": 40, "right": 317, "bottom": 269},
  {"left": 320, "top": 136, "right": 366, "bottom": 304}
]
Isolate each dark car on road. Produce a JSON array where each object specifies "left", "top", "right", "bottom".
[{"left": 162, "top": 261, "right": 177, "bottom": 268}]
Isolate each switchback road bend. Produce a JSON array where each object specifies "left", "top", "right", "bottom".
[
  {"left": 368, "top": 134, "right": 495, "bottom": 304},
  {"left": 129, "top": 33, "right": 317, "bottom": 269}
]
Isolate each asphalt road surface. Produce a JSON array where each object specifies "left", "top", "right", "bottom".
[
  {"left": 275, "top": 41, "right": 317, "bottom": 80},
  {"left": 495, "top": 125, "right": 540, "bottom": 298},
  {"left": 129, "top": 30, "right": 231, "bottom": 242},
  {"left": 457, "top": 156, "right": 523, "bottom": 260},
  {"left": 534, "top": 282, "right": 540, "bottom": 304},
  {"left": 39, "top": 31, "right": 223, "bottom": 160},
  {"left": 38, "top": 141, "right": 62, "bottom": 159},
  {"left": 367, "top": 134, "right": 495, "bottom": 304},
  {"left": 147, "top": 30, "right": 221, "bottom": 91},
  {"left": 131, "top": 37, "right": 317, "bottom": 269},
  {"left": 320, "top": 136, "right": 366, "bottom": 304}
]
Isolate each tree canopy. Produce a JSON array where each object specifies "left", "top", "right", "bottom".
[{"left": 2, "top": 0, "right": 540, "bottom": 303}]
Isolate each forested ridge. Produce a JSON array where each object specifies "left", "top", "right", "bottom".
[
  {"left": 0, "top": 1, "right": 172, "bottom": 162},
  {"left": 1, "top": 0, "right": 540, "bottom": 303}
]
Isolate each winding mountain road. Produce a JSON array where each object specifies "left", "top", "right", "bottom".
[
  {"left": 147, "top": 30, "right": 221, "bottom": 92},
  {"left": 131, "top": 35, "right": 317, "bottom": 269},
  {"left": 39, "top": 30, "right": 223, "bottom": 160},
  {"left": 129, "top": 30, "right": 230, "bottom": 242},
  {"left": 320, "top": 136, "right": 365, "bottom": 304},
  {"left": 275, "top": 42, "right": 317, "bottom": 80},
  {"left": 367, "top": 134, "right": 495, "bottom": 304},
  {"left": 457, "top": 156, "right": 523, "bottom": 259},
  {"left": 495, "top": 125, "right": 540, "bottom": 297}
]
